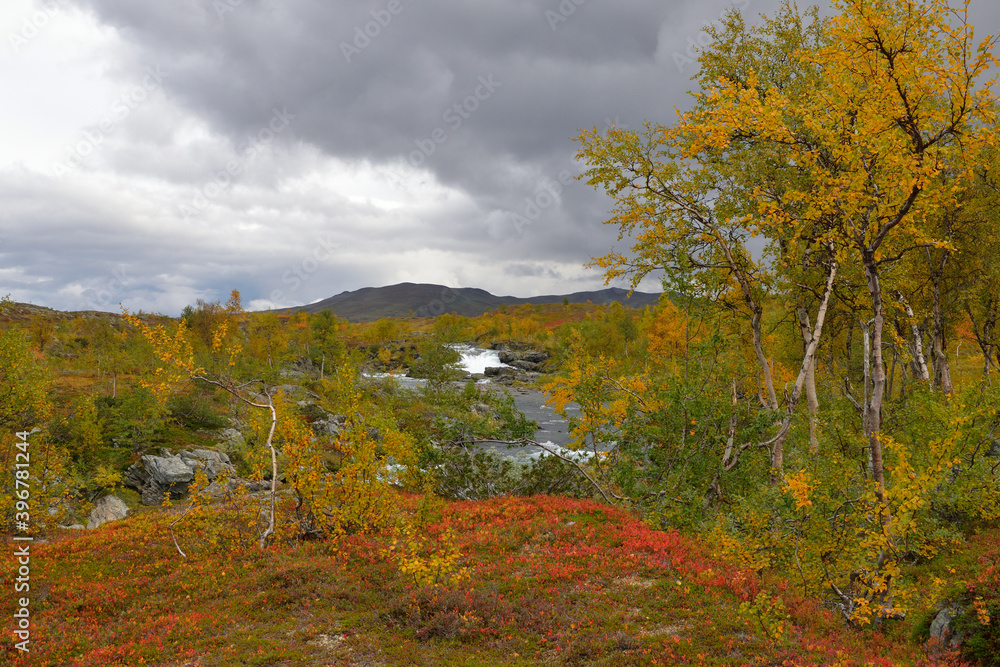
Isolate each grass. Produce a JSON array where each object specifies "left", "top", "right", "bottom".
[{"left": 2, "top": 493, "right": 986, "bottom": 666}]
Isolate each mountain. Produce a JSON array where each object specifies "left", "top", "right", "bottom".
[{"left": 282, "top": 283, "right": 662, "bottom": 321}]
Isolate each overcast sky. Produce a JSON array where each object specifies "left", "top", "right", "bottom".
[{"left": 2, "top": 0, "right": 998, "bottom": 315}]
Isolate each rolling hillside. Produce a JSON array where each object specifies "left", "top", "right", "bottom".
[{"left": 283, "top": 282, "right": 662, "bottom": 321}]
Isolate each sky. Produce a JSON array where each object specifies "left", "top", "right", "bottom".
[{"left": 2, "top": 0, "right": 999, "bottom": 316}]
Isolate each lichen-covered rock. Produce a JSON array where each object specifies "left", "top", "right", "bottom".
[
  {"left": 510, "top": 359, "right": 543, "bottom": 372},
  {"left": 125, "top": 449, "right": 236, "bottom": 505},
  {"left": 929, "top": 606, "right": 963, "bottom": 651},
  {"left": 484, "top": 366, "right": 541, "bottom": 385},
  {"left": 217, "top": 428, "right": 245, "bottom": 447},
  {"left": 179, "top": 449, "right": 236, "bottom": 480},
  {"left": 87, "top": 495, "right": 129, "bottom": 529},
  {"left": 143, "top": 454, "right": 195, "bottom": 486},
  {"left": 494, "top": 343, "right": 549, "bottom": 368}
]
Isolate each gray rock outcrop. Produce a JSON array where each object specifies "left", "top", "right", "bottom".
[
  {"left": 928, "top": 606, "right": 963, "bottom": 651},
  {"left": 125, "top": 449, "right": 236, "bottom": 505},
  {"left": 483, "top": 365, "right": 542, "bottom": 385},
  {"left": 495, "top": 344, "right": 549, "bottom": 368},
  {"left": 217, "top": 428, "right": 245, "bottom": 447},
  {"left": 87, "top": 495, "right": 129, "bottom": 529}
]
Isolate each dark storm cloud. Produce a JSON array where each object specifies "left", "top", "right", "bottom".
[
  {"left": 5, "top": 0, "right": 998, "bottom": 313},
  {"left": 66, "top": 0, "right": 743, "bottom": 196},
  {"left": 49, "top": 0, "right": 773, "bottom": 312}
]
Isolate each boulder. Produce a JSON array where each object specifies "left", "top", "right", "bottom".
[
  {"left": 498, "top": 349, "right": 519, "bottom": 364},
  {"left": 217, "top": 428, "right": 245, "bottom": 447},
  {"left": 495, "top": 344, "right": 549, "bottom": 369},
  {"left": 510, "top": 359, "right": 543, "bottom": 372},
  {"left": 312, "top": 416, "right": 344, "bottom": 438},
  {"left": 87, "top": 495, "right": 129, "bottom": 530},
  {"left": 484, "top": 366, "right": 541, "bottom": 385},
  {"left": 178, "top": 449, "right": 235, "bottom": 480},
  {"left": 144, "top": 454, "right": 195, "bottom": 486},
  {"left": 929, "top": 606, "right": 963, "bottom": 651},
  {"left": 125, "top": 449, "right": 236, "bottom": 506}
]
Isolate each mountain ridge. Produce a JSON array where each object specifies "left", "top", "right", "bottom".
[{"left": 280, "top": 282, "right": 662, "bottom": 321}]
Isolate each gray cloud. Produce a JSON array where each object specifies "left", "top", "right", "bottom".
[{"left": 2, "top": 0, "right": 998, "bottom": 314}]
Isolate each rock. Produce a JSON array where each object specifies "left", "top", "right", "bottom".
[
  {"left": 87, "top": 495, "right": 129, "bottom": 530},
  {"left": 510, "top": 359, "right": 543, "bottom": 372},
  {"left": 312, "top": 415, "right": 345, "bottom": 438},
  {"left": 484, "top": 366, "right": 540, "bottom": 385},
  {"left": 929, "top": 606, "right": 963, "bottom": 650},
  {"left": 143, "top": 454, "right": 195, "bottom": 486},
  {"left": 218, "top": 428, "right": 245, "bottom": 447},
  {"left": 124, "top": 462, "right": 149, "bottom": 490},
  {"left": 125, "top": 449, "right": 236, "bottom": 506},
  {"left": 178, "top": 449, "right": 236, "bottom": 481},
  {"left": 495, "top": 344, "right": 549, "bottom": 370},
  {"left": 58, "top": 524, "right": 85, "bottom": 530},
  {"left": 498, "top": 349, "right": 519, "bottom": 364},
  {"left": 522, "top": 351, "right": 549, "bottom": 364}
]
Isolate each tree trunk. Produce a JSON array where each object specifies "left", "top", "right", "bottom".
[
  {"left": 767, "top": 255, "right": 838, "bottom": 483},
  {"left": 931, "top": 289, "right": 954, "bottom": 394},
  {"left": 896, "top": 291, "right": 930, "bottom": 386},
  {"left": 752, "top": 304, "right": 779, "bottom": 412},
  {"left": 861, "top": 319, "right": 871, "bottom": 444},
  {"left": 797, "top": 306, "right": 820, "bottom": 451},
  {"left": 965, "top": 297, "right": 997, "bottom": 377},
  {"left": 886, "top": 345, "right": 897, "bottom": 402},
  {"left": 863, "top": 255, "right": 889, "bottom": 514},
  {"left": 929, "top": 251, "right": 954, "bottom": 394},
  {"left": 863, "top": 251, "right": 894, "bottom": 612}
]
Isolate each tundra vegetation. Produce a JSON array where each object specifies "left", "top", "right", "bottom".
[{"left": 3, "top": 0, "right": 1000, "bottom": 664}]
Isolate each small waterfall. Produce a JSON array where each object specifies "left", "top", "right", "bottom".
[{"left": 449, "top": 343, "right": 510, "bottom": 375}]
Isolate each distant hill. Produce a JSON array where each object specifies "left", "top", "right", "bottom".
[{"left": 282, "top": 283, "right": 662, "bottom": 321}]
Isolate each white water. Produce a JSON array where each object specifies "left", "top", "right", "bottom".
[
  {"left": 364, "top": 344, "right": 506, "bottom": 387},
  {"left": 449, "top": 343, "right": 509, "bottom": 375}
]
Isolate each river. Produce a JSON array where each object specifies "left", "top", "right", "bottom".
[{"left": 366, "top": 344, "right": 595, "bottom": 462}]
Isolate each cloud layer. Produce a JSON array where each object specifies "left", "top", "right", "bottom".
[{"left": 2, "top": 0, "right": 998, "bottom": 314}]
